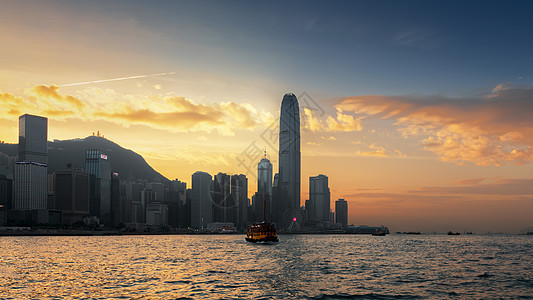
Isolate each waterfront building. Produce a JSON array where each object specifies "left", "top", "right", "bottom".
[
  {"left": 125, "top": 181, "right": 143, "bottom": 224},
  {"left": 146, "top": 182, "right": 165, "bottom": 202},
  {"left": 13, "top": 114, "right": 48, "bottom": 210},
  {"left": 335, "top": 198, "right": 348, "bottom": 228},
  {"left": 213, "top": 172, "right": 231, "bottom": 223},
  {"left": 17, "top": 114, "right": 48, "bottom": 164},
  {"left": 308, "top": 174, "right": 330, "bottom": 222},
  {"left": 231, "top": 174, "right": 248, "bottom": 228},
  {"left": 191, "top": 171, "right": 212, "bottom": 229},
  {"left": 85, "top": 149, "right": 112, "bottom": 224},
  {"left": 0, "top": 175, "right": 12, "bottom": 225},
  {"left": 167, "top": 179, "right": 186, "bottom": 228},
  {"left": 276, "top": 93, "right": 301, "bottom": 227},
  {"left": 52, "top": 168, "right": 90, "bottom": 225},
  {"left": 110, "top": 172, "right": 122, "bottom": 226},
  {"left": 257, "top": 156, "right": 272, "bottom": 221},
  {"left": 145, "top": 202, "right": 168, "bottom": 227}
]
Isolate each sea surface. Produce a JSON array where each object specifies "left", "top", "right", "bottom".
[{"left": 0, "top": 234, "right": 532, "bottom": 299}]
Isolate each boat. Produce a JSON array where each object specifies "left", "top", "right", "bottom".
[
  {"left": 447, "top": 231, "right": 460, "bottom": 235},
  {"left": 246, "top": 182, "right": 278, "bottom": 243},
  {"left": 372, "top": 230, "right": 387, "bottom": 236},
  {"left": 246, "top": 221, "right": 279, "bottom": 243}
]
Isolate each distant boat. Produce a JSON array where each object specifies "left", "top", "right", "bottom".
[
  {"left": 246, "top": 221, "right": 279, "bottom": 243},
  {"left": 447, "top": 231, "right": 460, "bottom": 235},
  {"left": 372, "top": 230, "right": 387, "bottom": 236},
  {"left": 246, "top": 190, "right": 278, "bottom": 243}
]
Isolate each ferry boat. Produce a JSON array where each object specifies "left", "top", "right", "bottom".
[
  {"left": 246, "top": 175, "right": 278, "bottom": 243},
  {"left": 246, "top": 221, "right": 279, "bottom": 243}
]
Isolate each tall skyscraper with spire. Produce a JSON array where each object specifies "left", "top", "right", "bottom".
[
  {"left": 276, "top": 93, "right": 301, "bottom": 226},
  {"left": 254, "top": 151, "right": 273, "bottom": 222}
]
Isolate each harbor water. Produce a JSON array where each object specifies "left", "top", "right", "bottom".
[{"left": 1, "top": 234, "right": 532, "bottom": 299}]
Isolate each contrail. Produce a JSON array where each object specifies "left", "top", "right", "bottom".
[{"left": 59, "top": 72, "right": 176, "bottom": 87}]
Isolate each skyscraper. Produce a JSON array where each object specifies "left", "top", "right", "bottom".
[
  {"left": 18, "top": 114, "right": 48, "bottom": 164},
  {"left": 85, "top": 149, "right": 111, "bottom": 224},
  {"left": 213, "top": 172, "right": 231, "bottom": 223},
  {"left": 53, "top": 169, "right": 90, "bottom": 225},
  {"left": 14, "top": 114, "right": 48, "bottom": 210},
  {"left": 276, "top": 93, "right": 301, "bottom": 227},
  {"left": 308, "top": 174, "right": 330, "bottom": 222},
  {"left": 335, "top": 198, "right": 348, "bottom": 228},
  {"left": 231, "top": 174, "right": 248, "bottom": 228},
  {"left": 191, "top": 171, "right": 212, "bottom": 229},
  {"left": 257, "top": 156, "right": 272, "bottom": 200},
  {"left": 254, "top": 157, "right": 272, "bottom": 222}
]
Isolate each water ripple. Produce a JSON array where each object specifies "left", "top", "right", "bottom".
[{"left": 0, "top": 234, "right": 531, "bottom": 298}]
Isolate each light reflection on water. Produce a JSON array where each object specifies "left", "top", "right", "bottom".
[{"left": 1, "top": 235, "right": 532, "bottom": 299}]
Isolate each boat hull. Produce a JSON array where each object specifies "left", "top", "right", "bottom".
[
  {"left": 245, "top": 236, "right": 279, "bottom": 243},
  {"left": 246, "top": 222, "right": 279, "bottom": 243}
]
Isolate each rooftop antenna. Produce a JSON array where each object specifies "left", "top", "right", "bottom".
[{"left": 264, "top": 147, "right": 267, "bottom": 159}]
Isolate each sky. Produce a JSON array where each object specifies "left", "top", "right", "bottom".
[{"left": 1, "top": 0, "right": 533, "bottom": 233}]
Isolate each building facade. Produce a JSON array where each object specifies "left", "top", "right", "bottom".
[
  {"left": 85, "top": 149, "right": 111, "bottom": 225},
  {"left": 308, "top": 174, "right": 330, "bottom": 222},
  {"left": 191, "top": 171, "right": 212, "bottom": 229},
  {"left": 146, "top": 202, "right": 168, "bottom": 227},
  {"left": 14, "top": 114, "right": 48, "bottom": 210},
  {"left": 212, "top": 172, "right": 231, "bottom": 223},
  {"left": 335, "top": 198, "right": 348, "bottom": 228},
  {"left": 257, "top": 157, "right": 272, "bottom": 222},
  {"left": 276, "top": 93, "right": 301, "bottom": 227},
  {"left": 53, "top": 169, "right": 90, "bottom": 225},
  {"left": 231, "top": 174, "right": 248, "bottom": 229}
]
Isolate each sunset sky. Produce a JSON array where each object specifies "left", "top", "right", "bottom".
[{"left": 1, "top": 1, "right": 533, "bottom": 232}]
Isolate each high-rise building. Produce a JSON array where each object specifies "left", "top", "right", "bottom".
[
  {"left": 258, "top": 157, "right": 273, "bottom": 199},
  {"left": 231, "top": 174, "right": 248, "bottom": 228},
  {"left": 308, "top": 174, "right": 330, "bottom": 222},
  {"left": 53, "top": 169, "right": 90, "bottom": 225},
  {"left": 18, "top": 114, "right": 48, "bottom": 164},
  {"left": 276, "top": 93, "right": 301, "bottom": 227},
  {"left": 110, "top": 172, "right": 121, "bottom": 226},
  {"left": 14, "top": 114, "right": 48, "bottom": 210},
  {"left": 184, "top": 188, "right": 192, "bottom": 228},
  {"left": 146, "top": 182, "right": 165, "bottom": 202},
  {"left": 272, "top": 172, "right": 280, "bottom": 223},
  {"left": 167, "top": 179, "right": 186, "bottom": 228},
  {"left": 191, "top": 171, "right": 212, "bottom": 229},
  {"left": 0, "top": 175, "right": 13, "bottom": 224},
  {"left": 257, "top": 156, "right": 272, "bottom": 222},
  {"left": 335, "top": 198, "right": 348, "bottom": 228},
  {"left": 125, "top": 181, "right": 144, "bottom": 224},
  {"left": 146, "top": 202, "right": 168, "bottom": 227},
  {"left": 85, "top": 149, "right": 111, "bottom": 225},
  {"left": 213, "top": 172, "right": 231, "bottom": 223}
]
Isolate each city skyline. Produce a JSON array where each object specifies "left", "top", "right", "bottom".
[{"left": 1, "top": 1, "right": 533, "bottom": 232}]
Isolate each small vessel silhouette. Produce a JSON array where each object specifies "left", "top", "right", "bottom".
[
  {"left": 246, "top": 221, "right": 279, "bottom": 243},
  {"left": 246, "top": 187, "right": 278, "bottom": 243}
]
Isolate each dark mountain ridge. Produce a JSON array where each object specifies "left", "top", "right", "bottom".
[{"left": 0, "top": 136, "right": 168, "bottom": 182}]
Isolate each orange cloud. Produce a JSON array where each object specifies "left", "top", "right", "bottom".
[
  {"left": 337, "top": 87, "right": 533, "bottom": 166},
  {"left": 28, "top": 84, "right": 85, "bottom": 110},
  {"left": 0, "top": 85, "right": 274, "bottom": 135},
  {"left": 355, "top": 143, "right": 388, "bottom": 157},
  {"left": 302, "top": 107, "right": 362, "bottom": 132},
  {"left": 94, "top": 108, "right": 224, "bottom": 130}
]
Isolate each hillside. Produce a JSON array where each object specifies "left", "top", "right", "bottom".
[{"left": 0, "top": 136, "right": 168, "bottom": 182}]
